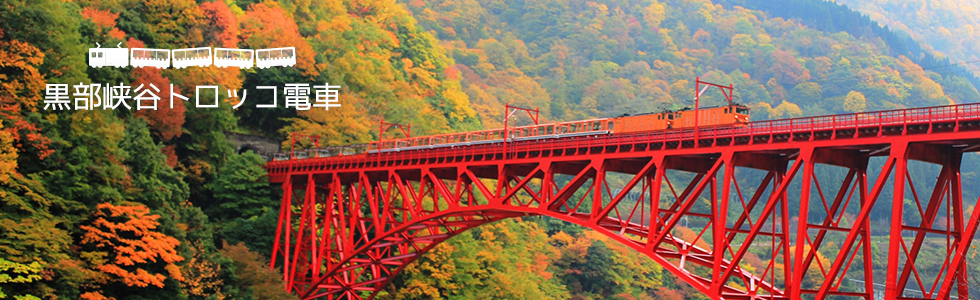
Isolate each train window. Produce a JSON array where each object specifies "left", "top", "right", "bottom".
[
  {"left": 725, "top": 108, "right": 729, "bottom": 114},
  {"left": 593, "top": 122, "right": 600, "bottom": 131},
  {"left": 608, "top": 122, "right": 614, "bottom": 131},
  {"left": 736, "top": 107, "right": 748, "bottom": 114}
]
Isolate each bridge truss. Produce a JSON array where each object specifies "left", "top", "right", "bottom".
[{"left": 265, "top": 104, "right": 980, "bottom": 299}]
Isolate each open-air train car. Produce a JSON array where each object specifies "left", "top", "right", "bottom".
[
  {"left": 130, "top": 48, "right": 171, "bottom": 69},
  {"left": 214, "top": 48, "right": 255, "bottom": 69},
  {"left": 172, "top": 47, "right": 212, "bottom": 69},
  {"left": 256, "top": 47, "right": 296, "bottom": 68}
]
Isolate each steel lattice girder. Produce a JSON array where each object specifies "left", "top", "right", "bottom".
[{"left": 268, "top": 129, "right": 980, "bottom": 300}]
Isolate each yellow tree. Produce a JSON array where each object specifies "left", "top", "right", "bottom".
[
  {"left": 178, "top": 242, "right": 225, "bottom": 300},
  {"left": 843, "top": 91, "right": 867, "bottom": 113}
]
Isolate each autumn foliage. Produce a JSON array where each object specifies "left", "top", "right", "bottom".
[
  {"left": 3, "top": 0, "right": 980, "bottom": 299},
  {"left": 240, "top": 2, "right": 318, "bottom": 78},
  {"left": 0, "top": 30, "right": 52, "bottom": 164},
  {"left": 80, "top": 203, "right": 184, "bottom": 290},
  {"left": 131, "top": 38, "right": 186, "bottom": 142},
  {"left": 200, "top": 1, "right": 239, "bottom": 48},
  {"left": 81, "top": 7, "right": 126, "bottom": 40}
]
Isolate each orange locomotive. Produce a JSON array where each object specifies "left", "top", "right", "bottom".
[
  {"left": 609, "top": 104, "right": 750, "bottom": 133},
  {"left": 671, "top": 105, "right": 751, "bottom": 128}
]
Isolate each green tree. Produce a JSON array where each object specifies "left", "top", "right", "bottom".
[
  {"left": 121, "top": 118, "right": 189, "bottom": 211},
  {"left": 206, "top": 152, "right": 273, "bottom": 221},
  {"left": 219, "top": 242, "right": 297, "bottom": 300},
  {"left": 790, "top": 82, "right": 823, "bottom": 104},
  {"left": 579, "top": 240, "right": 616, "bottom": 296}
]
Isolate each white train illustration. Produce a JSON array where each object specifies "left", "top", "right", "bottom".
[
  {"left": 131, "top": 48, "right": 171, "bottom": 69},
  {"left": 256, "top": 47, "right": 296, "bottom": 69},
  {"left": 215, "top": 48, "right": 254, "bottom": 69},
  {"left": 88, "top": 43, "right": 129, "bottom": 68},
  {"left": 172, "top": 47, "right": 212, "bottom": 69},
  {"left": 88, "top": 43, "right": 295, "bottom": 69}
]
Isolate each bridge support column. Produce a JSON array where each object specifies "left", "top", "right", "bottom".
[
  {"left": 885, "top": 142, "right": 910, "bottom": 299},
  {"left": 711, "top": 152, "right": 734, "bottom": 296},
  {"left": 271, "top": 175, "right": 293, "bottom": 290},
  {"left": 645, "top": 155, "right": 665, "bottom": 245},
  {"left": 790, "top": 149, "right": 816, "bottom": 300}
]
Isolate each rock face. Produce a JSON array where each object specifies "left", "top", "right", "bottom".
[{"left": 226, "top": 132, "right": 281, "bottom": 156}]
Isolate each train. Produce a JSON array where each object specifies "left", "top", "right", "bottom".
[
  {"left": 262, "top": 102, "right": 751, "bottom": 161},
  {"left": 364, "top": 104, "right": 751, "bottom": 154},
  {"left": 87, "top": 43, "right": 296, "bottom": 69}
]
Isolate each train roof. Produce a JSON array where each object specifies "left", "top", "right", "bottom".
[
  {"left": 675, "top": 103, "right": 748, "bottom": 111},
  {"left": 616, "top": 110, "right": 672, "bottom": 117}
]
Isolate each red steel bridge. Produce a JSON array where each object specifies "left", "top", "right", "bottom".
[{"left": 264, "top": 103, "right": 980, "bottom": 300}]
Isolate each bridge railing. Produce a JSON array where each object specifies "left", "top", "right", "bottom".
[{"left": 264, "top": 103, "right": 980, "bottom": 163}]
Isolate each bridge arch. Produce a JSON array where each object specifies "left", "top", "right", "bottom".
[
  {"left": 271, "top": 153, "right": 800, "bottom": 300},
  {"left": 276, "top": 205, "right": 781, "bottom": 300}
]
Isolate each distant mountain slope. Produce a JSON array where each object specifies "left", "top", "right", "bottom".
[
  {"left": 715, "top": 0, "right": 980, "bottom": 101},
  {"left": 833, "top": 0, "right": 980, "bottom": 69},
  {"left": 401, "top": 0, "right": 980, "bottom": 129}
]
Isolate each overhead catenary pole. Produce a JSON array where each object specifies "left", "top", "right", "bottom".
[
  {"left": 502, "top": 103, "right": 539, "bottom": 158},
  {"left": 290, "top": 132, "right": 320, "bottom": 159},
  {"left": 378, "top": 119, "right": 411, "bottom": 154},
  {"left": 693, "top": 77, "right": 735, "bottom": 147}
]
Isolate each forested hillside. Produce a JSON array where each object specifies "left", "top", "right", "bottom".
[
  {"left": 833, "top": 0, "right": 980, "bottom": 73},
  {"left": 402, "top": 0, "right": 980, "bottom": 126},
  {"left": 715, "top": 0, "right": 980, "bottom": 104},
  {"left": 1, "top": 0, "right": 473, "bottom": 298},
  {"left": 1, "top": 0, "right": 979, "bottom": 299}
]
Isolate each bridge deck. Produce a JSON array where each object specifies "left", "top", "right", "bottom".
[{"left": 267, "top": 103, "right": 980, "bottom": 180}]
